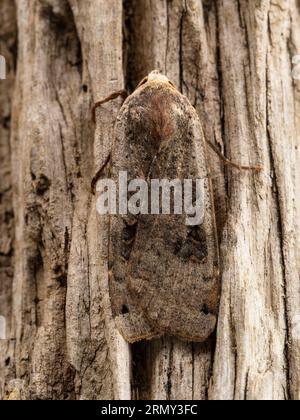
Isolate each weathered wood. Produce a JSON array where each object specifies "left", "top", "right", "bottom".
[
  {"left": 0, "top": 0, "right": 17, "bottom": 399},
  {"left": 0, "top": 0, "right": 299, "bottom": 400},
  {"left": 210, "top": 0, "right": 300, "bottom": 400}
]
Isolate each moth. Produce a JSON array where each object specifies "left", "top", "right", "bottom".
[{"left": 92, "top": 70, "right": 260, "bottom": 343}]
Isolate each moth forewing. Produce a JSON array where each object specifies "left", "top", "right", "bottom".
[{"left": 107, "top": 74, "right": 220, "bottom": 343}]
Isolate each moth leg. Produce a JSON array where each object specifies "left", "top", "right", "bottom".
[
  {"left": 92, "top": 89, "right": 128, "bottom": 123},
  {"left": 205, "top": 138, "right": 262, "bottom": 171},
  {"left": 91, "top": 153, "right": 111, "bottom": 195}
]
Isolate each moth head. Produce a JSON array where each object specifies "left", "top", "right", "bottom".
[{"left": 137, "top": 70, "right": 177, "bottom": 89}]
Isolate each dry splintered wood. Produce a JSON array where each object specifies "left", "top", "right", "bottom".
[
  {"left": 107, "top": 73, "right": 219, "bottom": 344},
  {"left": 0, "top": 0, "right": 299, "bottom": 401}
]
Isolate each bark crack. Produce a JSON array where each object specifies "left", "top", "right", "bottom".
[{"left": 244, "top": 369, "right": 250, "bottom": 400}]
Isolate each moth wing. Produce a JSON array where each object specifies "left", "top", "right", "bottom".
[{"left": 110, "top": 84, "right": 219, "bottom": 342}]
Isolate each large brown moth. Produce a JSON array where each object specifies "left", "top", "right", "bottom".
[{"left": 93, "top": 70, "right": 260, "bottom": 343}]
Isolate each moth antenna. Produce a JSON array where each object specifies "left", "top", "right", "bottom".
[
  {"left": 205, "top": 138, "right": 262, "bottom": 172},
  {"left": 92, "top": 89, "right": 128, "bottom": 123}
]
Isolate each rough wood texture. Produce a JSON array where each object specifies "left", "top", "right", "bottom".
[{"left": 0, "top": 0, "right": 299, "bottom": 400}]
